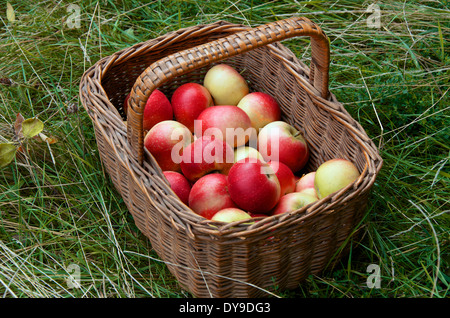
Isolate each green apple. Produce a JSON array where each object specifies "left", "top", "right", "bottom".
[
  {"left": 211, "top": 208, "right": 252, "bottom": 223},
  {"left": 203, "top": 64, "right": 249, "bottom": 106},
  {"left": 314, "top": 159, "right": 360, "bottom": 199}
]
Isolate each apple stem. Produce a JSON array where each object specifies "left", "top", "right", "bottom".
[{"left": 294, "top": 130, "right": 303, "bottom": 138}]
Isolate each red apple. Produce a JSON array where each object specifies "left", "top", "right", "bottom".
[
  {"left": 271, "top": 192, "right": 318, "bottom": 216},
  {"left": 314, "top": 159, "right": 360, "bottom": 199},
  {"left": 180, "top": 135, "right": 234, "bottom": 182},
  {"left": 237, "top": 92, "right": 281, "bottom": 131},
  {"left": 171, "top": 83, "right": 213, "bottom": 132},
  {"left": 268, "top": 161, "right": 296, "bottom": 196},
  {"left": 123, "top": 93, "right": 130, "bottom": 115},
  {"left": 188, "top": 173, "right": 237, "bottom": 219},
  {"left": 163, "top": 171, "right": 191, "bottom": 206},
  {"left": 211, "top": 208, "right": 252, "bottom": 223},
  {"left": 257, "top": 121, "right": 309, "bottom": 173},
  {"left": 249, "top": 213, "right": 268, "bottom": 218},
  {"left": 295, "top": 171, "right": 316, "bottom": 193},
  {"left": 196, "top": 105, "right": 253, "bottom": 148},
  {"left": 249, "top": 213, "right": 269, "bottom": 222},
  {"left": 203, "top": 64, "right": 249, "bottom": 105},
  {"left": 142, "top": 89, "right": 173, "bottom": 131},
  {"left": 124, "top": 90, "right": 173, "bottom": 131},
  {"left": 227, "top": 159, "right": 281, "bottom": 214},
  {"left": 144, "top": 120, "right": 192, "bottom": 172}
]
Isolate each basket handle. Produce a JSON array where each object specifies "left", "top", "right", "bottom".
[{"left": 127, "top": 17, "right": 330, "bottom": 165}]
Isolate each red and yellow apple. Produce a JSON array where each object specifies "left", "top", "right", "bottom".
[
  {"left": 297, "top": 187, "right": 318, "bottom": 198},
  {"left": 171, "top": 83, "right": 213, "bottom": 132},
  {"left": 227, "top": 159, "right": 281, "bottom": 214},
  {"left": 203, "top": 64, "right": 249, "bottom": 105},
  {"left": 196, "top": 105, "right": 252, "bottom": 148},
  {"left": 211, "top": 208, "right": 252, "bottom": 223},
  {"left": 163, "top": 171, "right": 191, "bottom": 206},
  {"left": 188, "top": 173, "right": 237, "bottom": 219},
  {"left": 314, "top": 158, "right": 360, "bottom": 199},
  {"left": 144, "top": 120, "right": 192, "bottom": 172},
  {"left": 293, "top": 172, "right": 318, "bottom": 198},
  {"left": 180, "top": 135, "right": 234, "bottom": 182},
  {"left": 234, "top": 146, "right": 265, "bottom": 163},
  {"left": 257, "top": 121, "right": 309, "bottom": 173},
  {"left": 268, "top": 160, "right": 296, "bottom": 196},
  {"left": 237, "top": 92, "right": 281, "bottom": 131},
  {"left": 295, "top": 171, "right": 316, "bottom": 193},
  {"left": 271, "top": 191, "right": 318, "bottom": 216}
]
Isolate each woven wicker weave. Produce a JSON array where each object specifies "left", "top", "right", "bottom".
[{"left": 79, "top": 17, "right": 382, "bottom": 298}]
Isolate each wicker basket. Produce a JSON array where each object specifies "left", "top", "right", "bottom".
[{"left": 79, "top": 17, "right": 382, "bottom": 298}]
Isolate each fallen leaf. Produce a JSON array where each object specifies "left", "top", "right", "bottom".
[
  {"left": 0, "top": 143, "right": 17, "bottom": 168},
  {"left": 6, "top": 3, "right": 15, "bottom": 23},
  {"left": 22, "top": 117, "right": 44, "bottom": 139},
  {"left": 14, "top": 113, "right": 24, "bottom": 139}
]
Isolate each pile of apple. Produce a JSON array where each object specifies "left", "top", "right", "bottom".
[{"left": 123, "top": 64, "right": 361, "bottom": 223}]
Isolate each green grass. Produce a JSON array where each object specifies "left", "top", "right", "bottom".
[{"left": 0, "top": 0, "right": 448, "bottom": 298}]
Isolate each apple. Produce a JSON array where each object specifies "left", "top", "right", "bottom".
[
  {"left": 203, "top": 64, "right": 249, "bottom": 105},
  {"left": 123, "top": 90, "right": 173, "bottom": 132},
  {"left": 234, "top": 146, "right": 265, "bottom": 163},
  {"left": 196, "top": 105, "right": 253, "bottom": 148},
  {"left": 180, "top": 135, "right": 234, "bottom": 182},
  {"left": 123, "top": 93, "right": 130, "bottom": 115},
  {"left": 257, "top": 121, "right": 309, "bottom": 173},
  {"left": 314, "top": 158, "right": 360, "bottom": 199},
  {"left": 297, "top": 187, "right": 318, "bottom": 198},
  {"left": 171, "top": 83, "right": 214, "bottom": 132},
  {"left": 227, "top": 159, "right": 281, "bottom": 214},
  {"left": 163, "top": 171, "right": 191, "bottom": 206},
  {"left": 123, "top": 90, "right": 173, "bottom": 131},
  {"left": 143, "top": 89, "right": 173, "bottom": 131},
  {"left": 211, "top": 208, "right": 252, "bottom": 223},
  {"left": 188, "top": 173, "right": 237, "bottom": 219},
  {"left": 271, "top": 192, "right": 318, "bottom": 216},
  {"left": 144, "top": 120, "right": 192, "bottom": 172},
  {"left": 237, "top": 92, "right": 281, "bottom": 131},
  {"left": 295, "top": 171, "right": 316, "bottom": 193},
  {"left": 249, "top": 213, "right": 269, "bottom": 222},
  {"left": 268, "top": 161, "right": 296, "bottom": 196},
  {"left": 249, "top": 213, "right": 268, "bottom": 218}
]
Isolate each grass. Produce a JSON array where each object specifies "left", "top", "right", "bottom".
[{"left": 0, "top": 0, "right": 448, "bottom": 298}]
